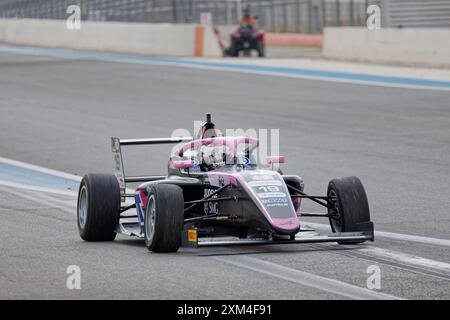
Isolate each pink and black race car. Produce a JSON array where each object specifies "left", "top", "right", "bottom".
[{"left": 77, "top": 114, "right": 373, "bottom": 252}]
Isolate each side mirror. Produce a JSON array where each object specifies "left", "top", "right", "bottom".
[
  {"left": 266, "top": 156, "right": 285, "bottom": 164},
  {"left": 172, "top": 160, "right": 194, "bottom": 169}
]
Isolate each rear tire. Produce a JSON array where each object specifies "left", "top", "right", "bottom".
[
  {"left": 77, "top": 174, "right": 120, "bottom": 241},
  {"left": 327, "top": 176, "right": 370, "bottom": 244},
  {"left": 228, "top": 44, "right": 238, "bottom": 57},
  {"left": 257, "top": 42, "right": 265, "bottom": 57},
  {"left": 144, "top": 184, "right": 184, "bottom": 252}
]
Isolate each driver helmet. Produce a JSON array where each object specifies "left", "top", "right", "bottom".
[{"left": 200, "top": 145, "right": 226, "bottom": 171}]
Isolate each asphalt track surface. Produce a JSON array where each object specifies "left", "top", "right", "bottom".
[{"left": 0, "top": 49, "right": 449, "bottom": 299}]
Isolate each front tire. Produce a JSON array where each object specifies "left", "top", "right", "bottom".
[
  {"left": 327, "top": 176, "right": 370, "bottom": 244},
  {"left": 77, "top": 174, "right": 120, "bottom": 241},
  {"left": 144, "top": 184, "right": 184, "bottom": 252}
]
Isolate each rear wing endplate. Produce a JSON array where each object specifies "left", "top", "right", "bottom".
[{"left": 111, "top": 136, "right": 192, "bottom": 201}]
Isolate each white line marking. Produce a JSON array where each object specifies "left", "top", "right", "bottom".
[
  {"left": 0, "top": 180, "right": 77, "bottom": 197},
  {"left": 375, "top": 230, "right": 450, "bottom": 247},
  {"left": 357, "top": 247, "right": 450, "bottom": 273},
  {"left": 0, "top": 180, "right": 135, "bottom": 209},
  {"left": 303, "top": 222, "right": 450, "bottom": 248},
  {"left": 0, "top": 206, "right": 60, "bottom": 212},
  {"left": 32, "top": 191, "right": 77, "bottom": 209},
  {"left": 215, "top": 255, "right": 402, "bottom": 300},
  {"left": 0, "top": 156, "right": 81, "bottom": 181},
  {"left": 0, "top": 186, "right": 75, "bottom": 215},
  {"left": 314, "top": 242, "right": 450, "bottom": 277}
]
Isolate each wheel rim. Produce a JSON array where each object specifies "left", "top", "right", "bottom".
[
  {"left": 328, "top": 189, "right": 343, "bottom": 232},
  {"left": 78, "top": 185, "right": 88, "bottom": 228},
  {"left": 145, "top": 195, "right": 156, "bottom": 242}
]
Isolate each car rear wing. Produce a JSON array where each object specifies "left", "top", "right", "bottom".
[{"left": 111, "top": 136, "right": 192, "bottom": 201}]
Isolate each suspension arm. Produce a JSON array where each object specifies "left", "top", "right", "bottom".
[
  {"left": 120, "top": 203, "right": 136, "bottom": 213},
  {"left": 287, "top": 184, "right": 332, "bottom": 208}
]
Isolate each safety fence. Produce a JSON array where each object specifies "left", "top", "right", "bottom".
[{"left": 0, "top": 0, "right": 383, "bottom": 33}]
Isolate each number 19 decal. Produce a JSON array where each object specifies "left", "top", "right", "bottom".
[{"left": 258, "top": 185, "right": 280, "bottom": 193}]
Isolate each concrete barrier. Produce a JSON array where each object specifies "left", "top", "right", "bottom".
[
  {"left": 323, "top": 27, "right": 450, "bottom": 68},
  {"left": 0, "top": 18, "right": 222, "bottom": 57}
]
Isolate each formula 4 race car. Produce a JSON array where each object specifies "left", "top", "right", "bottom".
[
  {"left": 226, "top": 26, "right": 265, "bottom": 57},
  {"left": 77, "top": 114, "right": 373, "bottom": 252}
]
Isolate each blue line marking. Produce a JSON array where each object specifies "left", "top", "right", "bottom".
[
  {"left": 180, "top": 59, "right": 450, "bottom": 90},
  {"left": 1, "top": 44, "right": 450, "bottom": 90},
  {"left": 0, "top": 161, "right": 79, "bottom": 192}
]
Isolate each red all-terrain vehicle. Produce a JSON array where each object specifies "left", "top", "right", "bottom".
[{"left": 227, "top": 26, "right": 265, "bottom": 57}]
